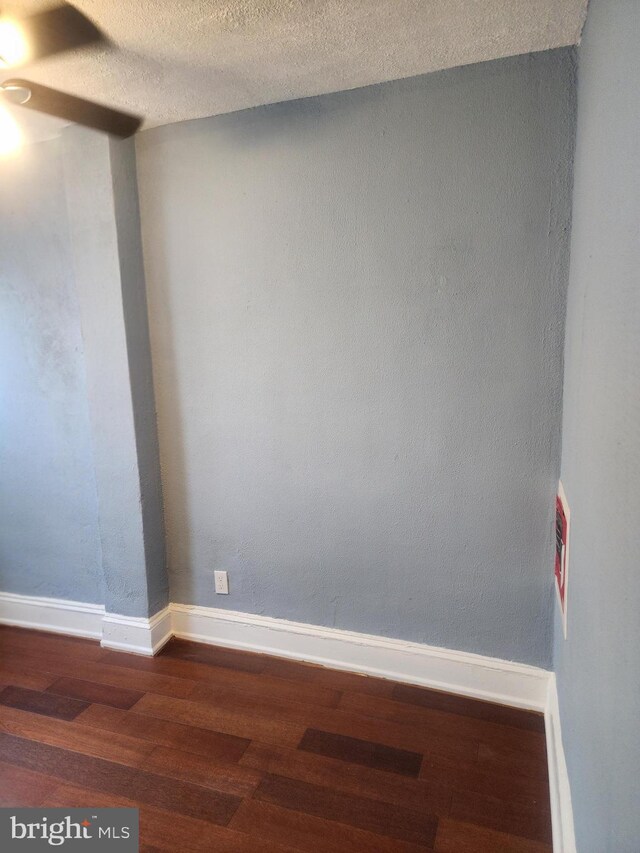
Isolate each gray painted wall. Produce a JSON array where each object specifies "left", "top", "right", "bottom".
[
  {"left": 111, "top": 136, "right": 169, "bottom": 617},
  {"left": 0, "top": 139, "right": 103, "bottom": 603},
  {"left": 137, "top": 50, "right": 575, "bottom": 667},
  {"left": 62, "top": 128, "right": 168, "bottom": 617},
  {"left": 554, "top": 1, "right": 640, "bottom": 849}
]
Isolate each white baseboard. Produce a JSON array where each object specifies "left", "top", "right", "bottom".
[
  {"left": 170, "top": 604, "right": 550, "bottom": 711},
  {"left": 0, "top": 591, "right": 104, "bottom": 639},
  {"left": 101, "top": 607, "right": 173, "bottom": 656},
  {"left": 545, "top": 674, "right": 577, "bottom": 853},
  {"left": 0, "top": 592, "right": 171, "bottom": 657},
  {"left": 0, "top": 591, "right": 550, "bottom": 710}
]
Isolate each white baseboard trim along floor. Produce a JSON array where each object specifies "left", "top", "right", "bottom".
[
  {"left": 169, "top": 603, "right": 550, "bottom": 712},
  {"left": 0, "top": 589, "right": 575, "bottom": 850},
  {"left": 545, "top": 674, "right": 578, "bottom": 853},
  {"left": 0, "top": 591, "right": 104, "bottom": 639},
  {"left": 0, "top": 591, "right": 549, "bottom": 709}
]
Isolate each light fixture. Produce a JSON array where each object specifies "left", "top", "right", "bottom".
[
  {"left": 0, "top": 5, "right": 103, "bottom": 68},
  {"left": 0, "top": 5, "right": 142, "bottom": 138},
  {"left": 0, "top": 18, "right": 29, "bottom": 67},
  {"left": 1, "top": 82, "right": 31, "bottom": 105},
  {"left": 0, "top": 104, "right": 22, "bottom": 156}
]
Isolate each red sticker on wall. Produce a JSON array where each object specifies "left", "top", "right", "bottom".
[{"left": 555, "top": 482, "right": 570, "bottom": 637}]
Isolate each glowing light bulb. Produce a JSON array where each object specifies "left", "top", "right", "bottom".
[
  {"left": 0, "top": 18, "right": 29, "bottom": 67},
  {"left": 0, "top": 105, "right": 22, "bottom": 156}
]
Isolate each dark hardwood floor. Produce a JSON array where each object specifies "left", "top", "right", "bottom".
[{"left": 0, "top": 625, "right": 552, "bottom": 852}]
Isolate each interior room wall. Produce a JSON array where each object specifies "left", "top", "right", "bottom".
[
  {"left": 0, "top": 138, "right": 103, "bottom": 604},
  {"left": 137, "top": 49, "right": 576, "bottom": 667},
  {"left": 554, "top": 0, "right": 640, "bottom": 849},
  {"left": 61, "top": 129, "right": 169, "bottom": 618}
]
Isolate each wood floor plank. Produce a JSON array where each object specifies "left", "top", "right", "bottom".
[
  {"left": 340, "top": 690, "right": 547, "bottom": 757},
  {"left": 101, "top": 650, "right": 340, "bottom": 708},
  {"left": 143, "top": 745, "right": 263, "bottom": 797},
  {"left": 135, "top": 687, "right": 480, "bottom": 762},
  {"left": 0, "top": 667, "right": 56, "bottom": 692},
  {"left": 188, "top": 680, "right": 341, "bottom": 717},
  {"left": 261, "top": 657, "right": 396, "bottom": 698},
  {"left": 477, "top": 741, "right": 549, "bottom": 781},
  {"left": 392, "top": 683, "right": 546, "bottom": 733},
  {"left": 230, "top": 798, "right": 435, "bottom": 853},
  {"left": 46, "top": 676, "right": 145, "bottom": 709},
  {"left": 0, "top": 704, "right": 155, "bottom": 767},
  {"left": 289, "top": 702, "right": 480, "bottom": 762},
  {"left": 435, "top": 817, "right": 553, "bottom": 853},
  {"left": 240, "top": 741, "right": 452, "bottom": 815},
  {"left": 0, "top": 685, "right": 89, "bottom": 720},
  {"left": 450, "top": 789, "right": 552, "bottom": 844},
  {"left": 420, "top": 751, "right": 550, "bottom": 808},
  {"left": 253, "top": 773, "right": 439, "bottom": 847},
  {"left": 0, "top": 761, "right": 60, "bottom": 807},
  {"left": 0, "top": 646, "right": 198, "bottom": 700},
  {"left": 45, "top": 784, "right": 303, "bottom": 853},
  {"left": 0, "top": 626, "right": 102, "bottom": 661},
  {"left": 163, "top": 638, "right": 267, "bottom": 674},
  {"left": 131, "top": 692, "right": 307, "bottom": 749},
  {"left": 298, "top": 728, "right": 423, "bottom": 777},
  {"left": 0, "top": 732, "right": 241, "bottom": 826},
  {"left": 75, "top": 703, "right": 251, "bottom": 762}
]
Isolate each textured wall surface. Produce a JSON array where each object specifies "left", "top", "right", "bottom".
[
  {"left": 0, "top": 139, "right": 103, "bottom": 603},
  {"left": 111, "top": 136, "right": 169, "bottom": 616},
  {"left": 62, "top": 129, "right": 168, "bottom": 617},
  {"left": 138, "top": 50, "right": 575, "bottom": 666},
  {"left": 554, "top": 1, "right": 640, "bottom": 849}
]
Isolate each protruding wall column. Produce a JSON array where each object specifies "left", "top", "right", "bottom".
[{"left": 62, "top": 126, "right": 168, "bottom": 620}]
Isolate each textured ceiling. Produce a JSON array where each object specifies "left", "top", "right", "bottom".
[{"left": 1, "top": 0, "right": 587, "bottom": 139}]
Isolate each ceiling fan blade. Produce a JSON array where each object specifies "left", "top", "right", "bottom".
[
  {"left": 2, "top": 3, "right": 107, "bottom": 65},
  {"left": 1, "top": 79, "right": 142, "bottom": 137}
]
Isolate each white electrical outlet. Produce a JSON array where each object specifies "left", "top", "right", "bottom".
[{"left": 214, "top": 570, "right": 229, "bottom": 594}]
